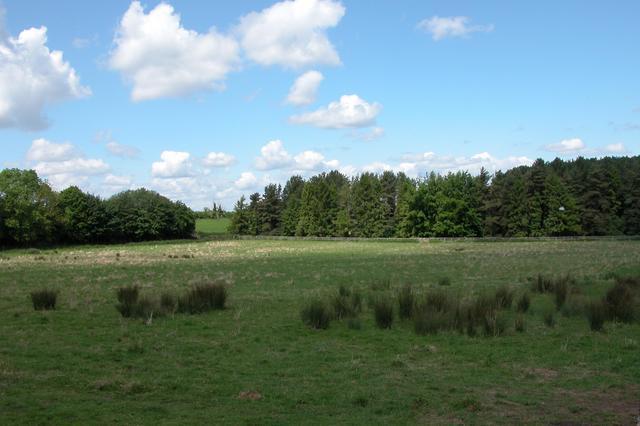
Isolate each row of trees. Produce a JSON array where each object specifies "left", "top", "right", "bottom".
[
  {"left": 0, "top": 169, "right": 195, "bottom": 246},
  {"left": 229, "top": 156, "right": 640, "bottom": 237}
]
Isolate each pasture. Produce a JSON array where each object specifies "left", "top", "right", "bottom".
[
  {"left": 1, "top": 238, "right": 639, "bottom": 424},
  {"left": 195, "top": 218, "right": 231, "bottom": 236}
]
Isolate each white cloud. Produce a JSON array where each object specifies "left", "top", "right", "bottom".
[
  {"left": 286, "top": 70, "right": 323, "bottom": 106},
  {"left": 104, "top": 174, "right": 132, "bottom": 187},
  {"left": 255, "top": 140, "right": 293, "bottom": 170},
  {"left": 351, "top": 126, "right": 385, "bottom": 141},
  {"left": 26, "top": 138, "right": 77, "bottom": 162},
  {"left": 362, "top": 161, "right": 392, "bottom": 174},
  {"left": 151, "top": 151, "right": 193, "bottom": 178},
  {"left": 254, "top": 139, "right": 338, "bottom": 172},
  {"left": 234, "top": 171, "right": 258, "bottom": 190},
  {"left": 203, "top": 151, "right": 235, "bottom": 167},
  {"left": 34, "top": 158, "right": 110, "bottom": 176},
  {"left": 237, "top": 0, "right": 344, "bottom": 69},
  {"left": 397, "top": 151, "right": 533, "bottom": 177},
  {"left": 544, "top": 138, "right": 585, "bottom": 153},
  {"left": 603, "top": 143, "right": 627, "bottom": 154},
  {"left": 290, "top": 94, "right": 381, "bottom": 128},
  {"left": 109, "top": 1, "right": 239, "bottom": 101},
  {"left": 0, "top": 24, "right": 90, "bottom": 130},
  {"left": 418, "top": 16, "right": 494, "bottom": 41},
  {"left": 106, "top": 141, "right": 139, "bottom": 158}
]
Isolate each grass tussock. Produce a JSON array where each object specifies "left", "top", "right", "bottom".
[
  {"left": 585, "top": 300, "right": 606, "bottom": 332},
  {"left": 543, "top": 309, "right": 556, "bottom": 328},
  {"left": 515, "top": 314, "right": 526, "bottom": 332},
  {"left": 516, "top": 293, "right": 531, "bottom": 313},
  {"left": 301, "top": 299, "right": 331, "bottom": 330},
  {"left": 30, "top": 289, "right": 58, "bottom": 311},
  {"left": 373, "top": 298, "right": 394, "bottom": 329},
  {"left": 331, "top": 285, "right": 362, "bottom": 319},
  {"left": 178, "top": 282, "right": 227, "bottom": 314},
  {"left": 604, "top": 281, "right": 636, "bottom": 323},
  {"left": 494, "top": 285, "right": 514, "bottom": 309},
  {"left": 397, "top": 284, "right": 415, "bottom": 320},
  {"left": 116, "top": 286, "right": 161, "bottom": 319}
]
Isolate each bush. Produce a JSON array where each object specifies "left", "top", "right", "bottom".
[
  {"left": 605, "top": 282, "right": 635, "bottom": 323},
  {"left": 585, "top": 300, "right": 606, "bottom": 331},
  {"left": 301, "top": 299, "right": 331, "bottom": 330},
  {"left": 397, "top": 284, "right": 415, "bottom": 320},
  {"left": 178, "top": 282, "right": 227, "bottom": 314},
  {"left": 494, "top": 285, "right": 514, "bottom": 309},
  {"left": 116, "top": 285, "right": 140, "bottom": 317},
  {"left": 373, "top": 299, "right": 394, "bottom": 329},
  {"left": 516, "top": 293, "right": 530, "bottom": 313},
  {"left": 30, "top": 289, "right": 58, "bottom": 310},
  {"left": 331, "top": 286, "right": 362, "bottom": 319},
  {"left": 515, "top": 314, "right": 525, "bottom": 332}
]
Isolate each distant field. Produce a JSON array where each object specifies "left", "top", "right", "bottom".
[
  {"left": 195, "top": 218, "right": 231, "bottom": 235},
  {"left": 0, "top": 239, "right": 639, "bottom": 424}
]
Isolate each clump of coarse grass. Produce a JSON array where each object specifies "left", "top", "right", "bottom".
[
  {"left": 397, "top": 284, "right": 415, "bottom": 320},
  {"left": 604, "top": 281, "right": 636, "bottom": 323},
  {"left": 373, "top": 298, "right": 394, "bottom": 329},
  {"left": 471, "top": 293, "right": 497, "bottom": 324},
  {"left": 438, "top": 277, "right": 451, "bottom": 286},
  {"left": 424, "top": 289, "right": 453, "bottom": 313},
  {"left": 532, "top": 273, "right": 554, "bottom": 293},
  {"left": 494, "top": 285, "right": 514, "bottom": 309},
  {"left": 553, "top": 276, "right": 571, "bottom": 310},
  {"left": 30, "top": 289, "right": 58, "bottom": 311},
  {"left": 178, "top": 282, "right": 227, "bottom": 314},
  {"left": 347, "top": 317, "right": 362, "bottom": 330},
  {"left": 515, "top": 314, "right": 526, "bottom": 333},
  {"left": 482, "top": 310, "right": 508, "bottom": 337},
  {"left": 516, "top": 292, "right": 531, "bottom": 313},
  {"left": 614, "top": 275, "right": 640, "bottom": 289},
  {"left": 560, "top": 295, "right": 586, "bottom": 317},
  {"left": 585, "top": 300, "right": 606, "bottom": 332},
  {"left": 543, "top": 309, "right": 556, "bottom": 328},
  {"left": 331, "top": 285, "right": 362, "bottom": 319},
  {"left": 413, "top": 308, "right": 451, "bottom": 335},
  {"left": 160, "top": 292, "right": 177, "bottom": 314},
  {"left": 369, "top": 279, "right": 391, "bottom": 291},
  {"left": 116, "top": 285, "right": 140, "bottom": 317},
  {"left": 301, "top": 299, "right": 331, "bottom": 330}
]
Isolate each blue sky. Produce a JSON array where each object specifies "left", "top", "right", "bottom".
[{"left": 1, "top": 0, "right": 639, "bottom": 209}]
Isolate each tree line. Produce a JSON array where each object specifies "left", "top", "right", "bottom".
[
  {"left": 229, "top": 156, "right": 640, "bottom": 237},
  {"left": 0, "top": 169, "right": 195, "bottom": 247}
]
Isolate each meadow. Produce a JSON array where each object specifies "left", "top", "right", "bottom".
[{"left": 1, "top": 238, "right": 639, "bottom": 424}]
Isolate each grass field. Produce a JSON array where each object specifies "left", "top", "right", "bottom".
[
  {"left": 1, "top": 239, "right": 639, "bottom": 424},
  {"left": 195, "top": 218, "right": 231, "bottom": 236}
]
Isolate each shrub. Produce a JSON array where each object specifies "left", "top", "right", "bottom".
[
  {"left": 397, "top": 284, "right": 415, "bottom": 320},
  {"left": 178, "top": 282, "right": 227, "bottom": 314},
  {"left": 516, "top": 293, "right": 530, "bottom": 313},
  {"left": 605, "top": 282, "right": 635, "bottom": 323},
  {"left": 494, "top": 285, "right": 514, "bottom": 309},
  {"left": 331, "top": 286, "right": 362, "bottom": 319},
  {"left": 160, "top": 292, "right": 177, "bottom": 314},
  {"left": 585, "top": 300, "right": 606, "bottom": 331},
  {"left": 30, "top": 289, "right": 58, "bottom": 310},
  {"left": 543, "top": 309, "right": 556, "bottom": 328},
  {"left": 116, "top": 285, "right": 140, "bottom": 317},
  {"left": 373, "top": 299, "right": 394, "bottom": 329},
  {"left": 438, "top": 277, "right": 451, "bottom": 286},
  {"left": 301, "top": 299, "right": 331, "bottom": 329},
  {"left": 554, "top": 277, "right": 570, "bottom": 310},
  {"left": 515, "top": 314, "right": 525, "bottom": 332}
]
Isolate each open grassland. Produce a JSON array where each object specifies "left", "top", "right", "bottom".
[
  {"left": 195, "top": 218, "right": 231, "bottom": 236},
  {"left": 1, "top": 239, "right": 639, "bottom": 424}
]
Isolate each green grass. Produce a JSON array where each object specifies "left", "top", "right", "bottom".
[
  {"left": 0, "top": 239, "right": 639, "bottom": 424},
  {"left": 195, "top": 218, "right": 231, "bottom": 236}
]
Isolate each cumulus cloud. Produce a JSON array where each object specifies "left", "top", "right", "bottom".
[
  {"left": 396, "top": 151, "right": 533, "bottom": 177},
  {"left": 109, "top": 1, "right": 239, "bottom": 101},
  {"left": 290, "top": 94, "right": 381, "bottom": 128},
  {"left": 286, "top": 70, "right": 323, "bottom": 106},
  {"left": 0, "top": 22, "right": 90, "bottom": 130},
  {"left": 26, "top": 138, "right": 77, "bottom": 162},
  {"left": 254, "top": 139, "right": 338, "bottom": 172},
  {"left": 362, "top": 161, "right": 393, "bottom": 174},
  {"left": 234, "top": 171, "right": 258, "bottom": 190},
  {"left": 104, "top": 174, "right": 132, "bottom": 187},
  {"left": 544, "top": 138, "right": 585, "bottom": 153},
  {"left": 25, "top": 139, "right": 110, "bottom": 190},
  {"left": 237, "top": 0, "right": 344, "bottom": 68},
  {"left": 203, "top": 151, "right": 235, "bottom": 167},
  {"left": 417, "top": 16, "right": 494, "bottom": 41},
  {"left": 106, "top": 141, "right": 140, "bottom": 159},
  {"left": 351, "top": 126, "right": 385, "bottom": 141},
  {"left": 151, "top": 151, "right": 193, "bottom": 178},
  {"left": 603, "top": 143, "right": 627, "bottom": 154}
]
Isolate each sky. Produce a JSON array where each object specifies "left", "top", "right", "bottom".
[{"left": 1, "top": 0, "right": 639, "bottom": 209}]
